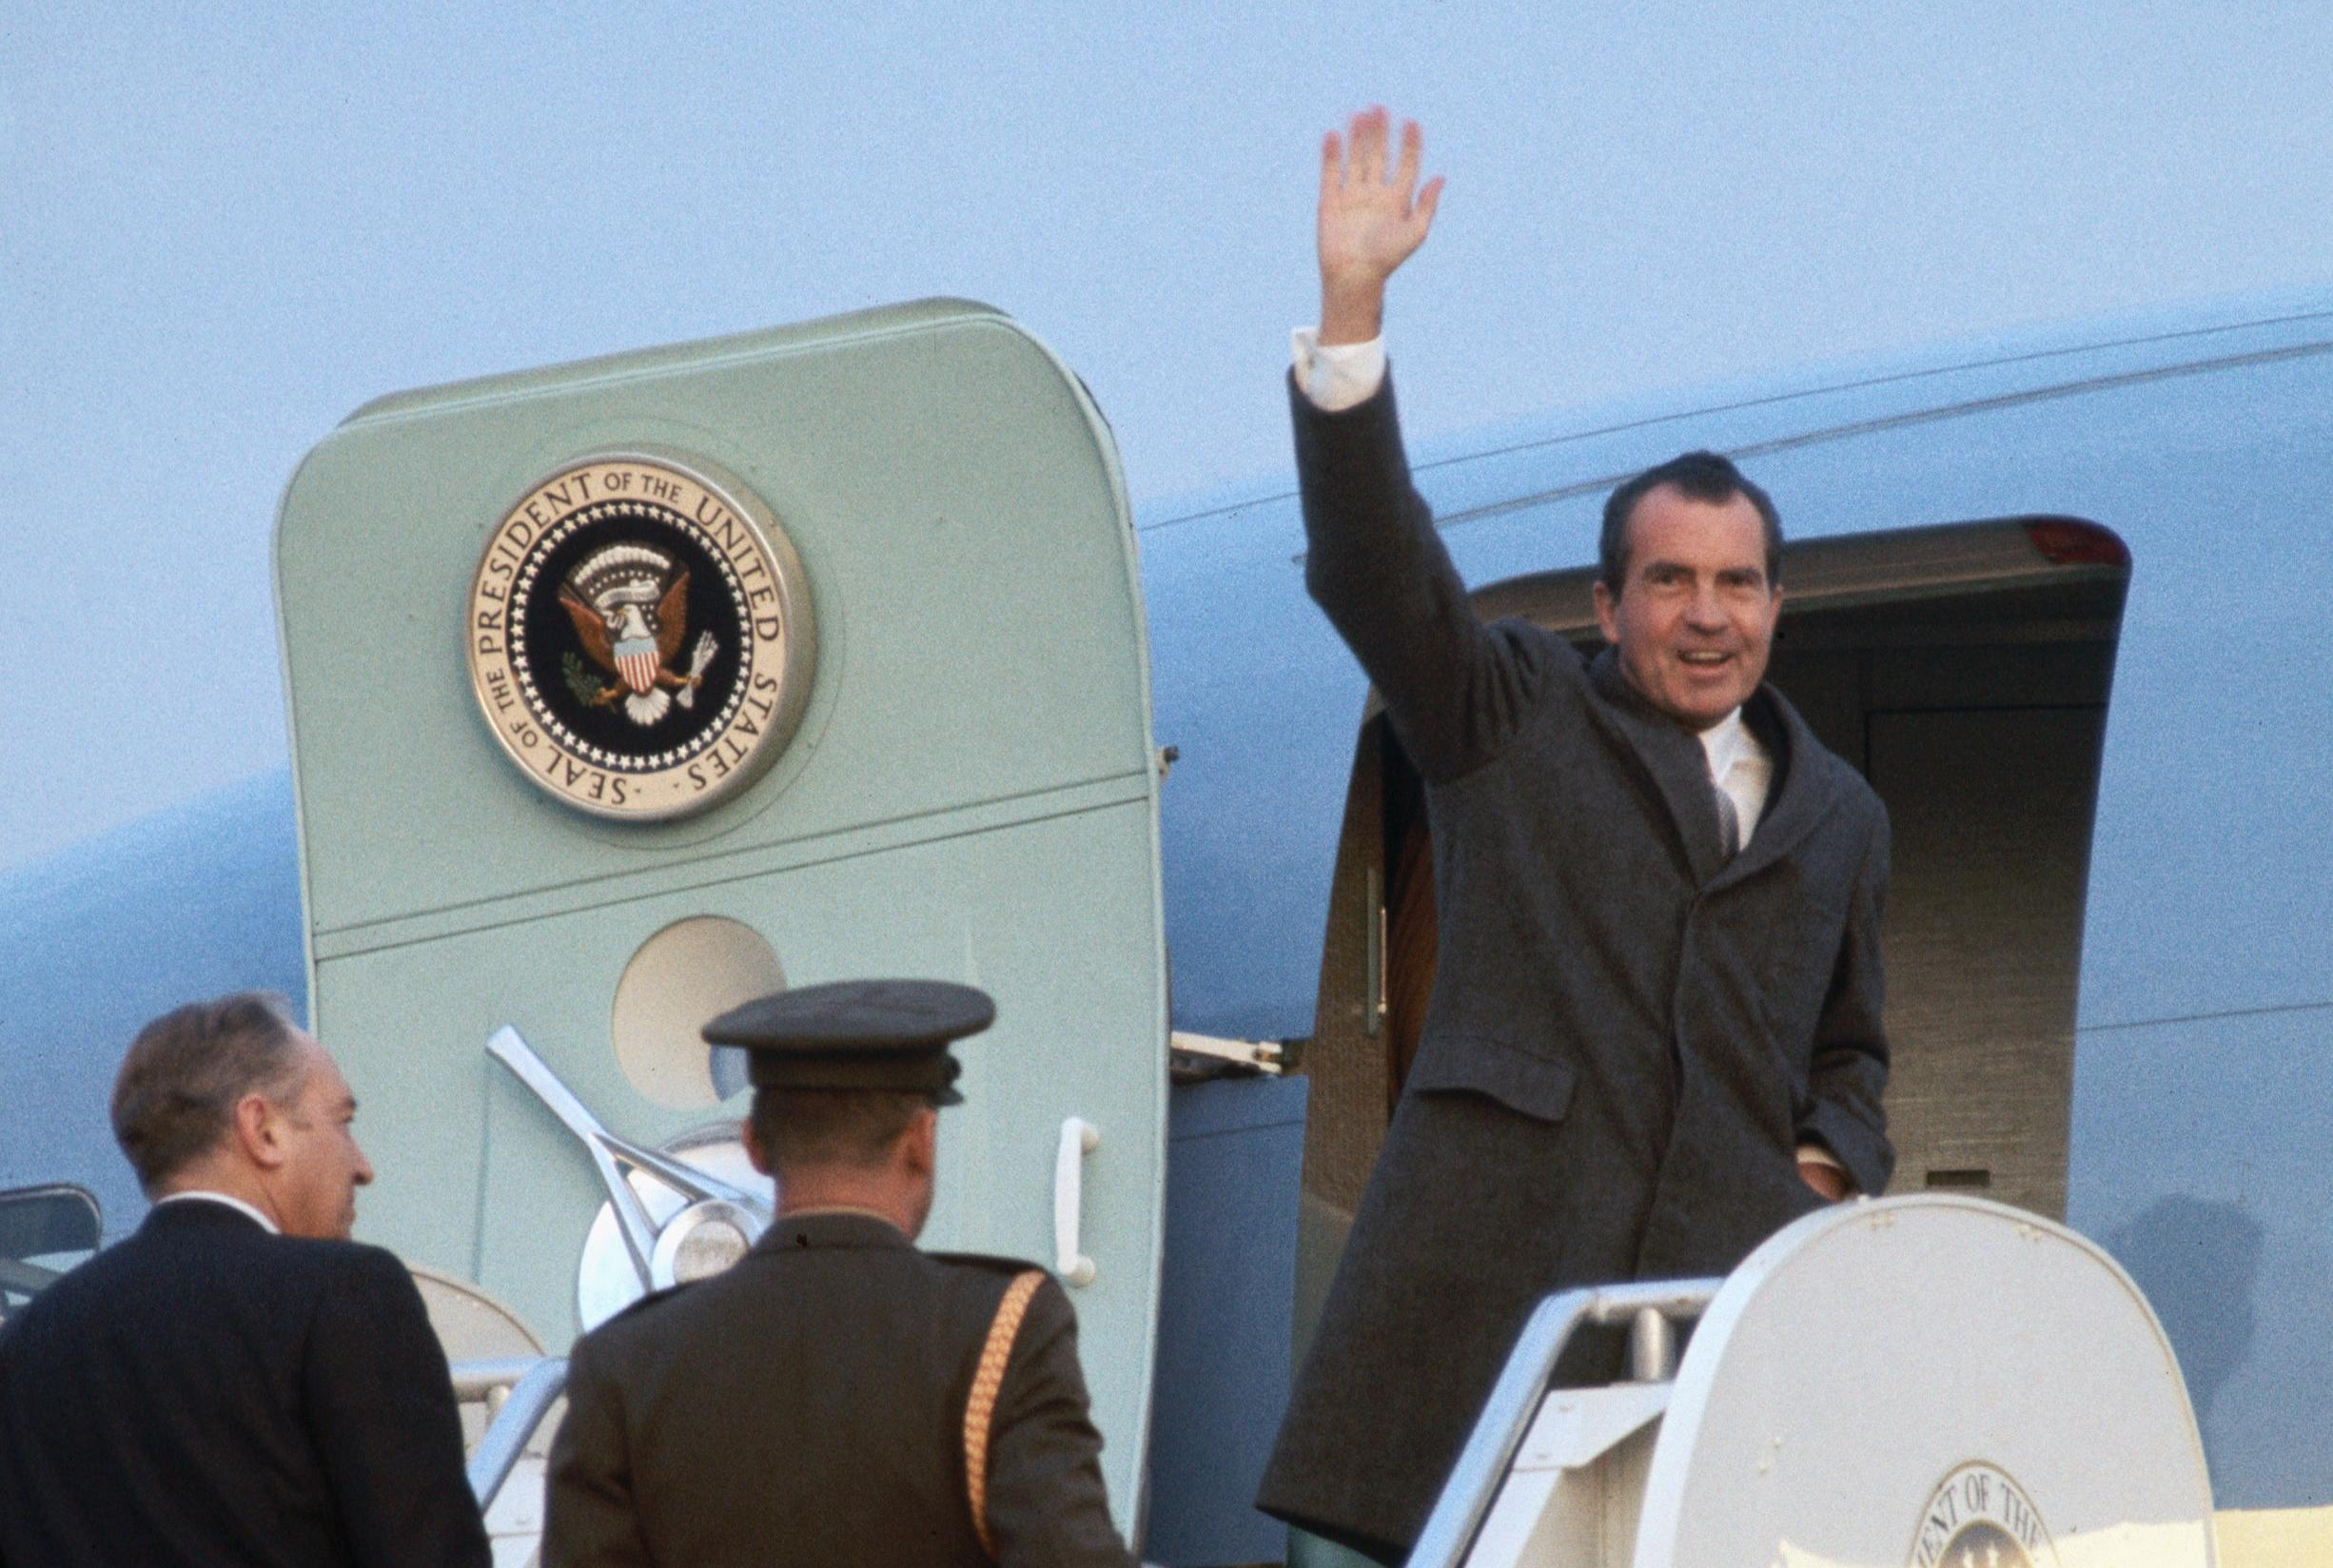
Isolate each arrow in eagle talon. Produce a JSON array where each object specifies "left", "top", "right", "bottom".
[{"left": 676, "top": 632, "right": 718, "bottom": 710}]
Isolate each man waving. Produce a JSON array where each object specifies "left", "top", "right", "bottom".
[{"left": 1257, "top": 108, "right": 1893, "bottom": 1563}]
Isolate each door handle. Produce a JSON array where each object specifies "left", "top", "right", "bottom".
[{"left": 1053, "top": 1117, "right": 1100, "bottom": 1287}]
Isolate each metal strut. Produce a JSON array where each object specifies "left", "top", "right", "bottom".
[{"left": 486, "top": 1026, "right": 768, "bottom": 1293}]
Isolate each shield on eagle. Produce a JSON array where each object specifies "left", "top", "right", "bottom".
[{"left": 557, "top": 543, "right": 717, "bottom": 726}]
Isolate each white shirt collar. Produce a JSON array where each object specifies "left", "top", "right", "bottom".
[
  {"left": 1697, "top": 706, "right": 1754, "bottom": 780},
  {"left": 154, "top": 1190, "right": 280, "bottom": 1235},
  {"left": 1697, "top": 705, "right": 1774, "bottom": 847}
]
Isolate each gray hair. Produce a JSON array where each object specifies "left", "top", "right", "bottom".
[{"left": 110, "top": 992, "right": 305, "bottom": 1192}]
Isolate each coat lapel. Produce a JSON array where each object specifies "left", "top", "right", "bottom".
[
  {"left": 1583, "top": 649, "right": 1731, "bottom": 885},
  {"left": 1708, "top": 684, "right": 1840, "bottom": 891},
  {"left": 1584, "top": 650, "right": 1842, "bottom": 892}
]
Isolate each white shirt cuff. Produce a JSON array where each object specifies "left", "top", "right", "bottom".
[
  {"left": 1796, "top": 1144, "right": 1843, "bottom": 1172},
  {"left": 1291, "top": 327, "right": 1387, "bottom": 413}
]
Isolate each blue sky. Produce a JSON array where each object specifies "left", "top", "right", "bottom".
[{"left": 7, "top": 3, "right": 2333, "bottom": 871}]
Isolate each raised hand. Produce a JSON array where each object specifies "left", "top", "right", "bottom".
[{"left": 1317, "top": 107, "right": 1444, "bottom": 345}]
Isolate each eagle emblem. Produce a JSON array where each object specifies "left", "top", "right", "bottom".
[
  {"left": 469, "top": 453, "right": 814, "bottom": 820},
  {"left": 557, "top": 543, "right": 719, "bottom": 726}
]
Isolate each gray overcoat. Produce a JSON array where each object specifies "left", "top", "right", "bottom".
[{"left": 1256, "top": 375, "right": 1893, "bottom": 1560}]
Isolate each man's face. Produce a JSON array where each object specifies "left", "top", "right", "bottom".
[
  {"left": 1592, "top": 483, "right": 1781, "bottom": 731},
  {"left": 264, "top": 1034, "right": 376, "bottom": 1240}
]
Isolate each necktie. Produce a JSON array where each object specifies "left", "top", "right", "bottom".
[{"left": 1713, "top": 774, "right": 1742, "bottom": 858}]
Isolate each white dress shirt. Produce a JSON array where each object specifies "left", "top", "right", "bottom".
[
  {"left": 1697, "top": 706, "right": 1772, "bottom": 850},
  {"left": 1291, "top": 328, "right": 1388, "bottom": 412},
  {"left": 153, "top": 1189, "right": 279, "bottom": 1233}
]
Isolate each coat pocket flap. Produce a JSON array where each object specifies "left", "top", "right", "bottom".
[{"left": 1407, "top": 1037, "right": 1577, "bottom": 1124}]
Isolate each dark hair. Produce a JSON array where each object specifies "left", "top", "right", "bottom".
[
  {"left": 1598, "top": 450, "right": 1783, "bottom": 592},
  {"left": 110, "top": 992, "right": 306, "bottom": 1193},
  {"left": 748, "top": 1088, "right": 931, "bottom": 1175}
]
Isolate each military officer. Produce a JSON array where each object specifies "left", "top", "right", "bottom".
[{"left": 542, "top": 978, "right": 1132, "bottom": 1568}]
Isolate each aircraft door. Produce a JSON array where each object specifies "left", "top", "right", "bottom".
[{"left": 274, "top": 301, "right": 1166, "bottom": 1530}]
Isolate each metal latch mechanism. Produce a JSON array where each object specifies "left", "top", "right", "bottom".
[
  {"left": 487, "top": 1027, "right": 771, "bottom": 1325},
  {"left": 1167, "top": 1030, "right": 1285, "bottom": 1080}
]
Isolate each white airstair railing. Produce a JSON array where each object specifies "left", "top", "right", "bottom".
[
  {"left": 1406, "top": 1278, "right": 1722, "bottom": 1568},
  {"left": 461, "top": 1357, "right": 570, "bottom": 1511}
]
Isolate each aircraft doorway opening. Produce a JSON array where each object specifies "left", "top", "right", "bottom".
[{"left": 1298, "top": 517, "right": 2130, "bottom": 1314}]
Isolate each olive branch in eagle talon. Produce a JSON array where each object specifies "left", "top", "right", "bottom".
[
  {"left": 555, "top": 543, "right": 720, "bottom": 727},
  {"left": 561, "top": 652, "right": 599, "bottom": 706}
]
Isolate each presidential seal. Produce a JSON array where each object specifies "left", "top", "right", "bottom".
[
  {"left": 466, "top": 453, "right": 814, "bottom": 819},
  {"left": 1909, "top": 1462, "right": 2056, "bottom": 1568}
]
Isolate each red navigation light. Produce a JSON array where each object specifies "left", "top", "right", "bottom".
[{"left": 2024, "top": 519, "right": 2130, "bottom": 568}]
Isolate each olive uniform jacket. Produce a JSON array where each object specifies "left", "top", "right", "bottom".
[
  {"left": 1256, "top": 374, "right": 1894, "bottom": 1560},
  {"left": 0, "top": 1199, "right": 489, "bottom": 1568},
  {"left": 543, "top": 1209, "right": 1130, "bottom": 1568}
]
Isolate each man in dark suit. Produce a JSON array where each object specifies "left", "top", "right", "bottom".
[
  {"left": 543, "top": 979, "right": 1131, "bottom": 1568},
  {"left": 0, "top": 991, "right": 490, "bottom": 1568},
  {"left": 1256, "top": 109, "right": 1894, "bottom": 1561}
]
